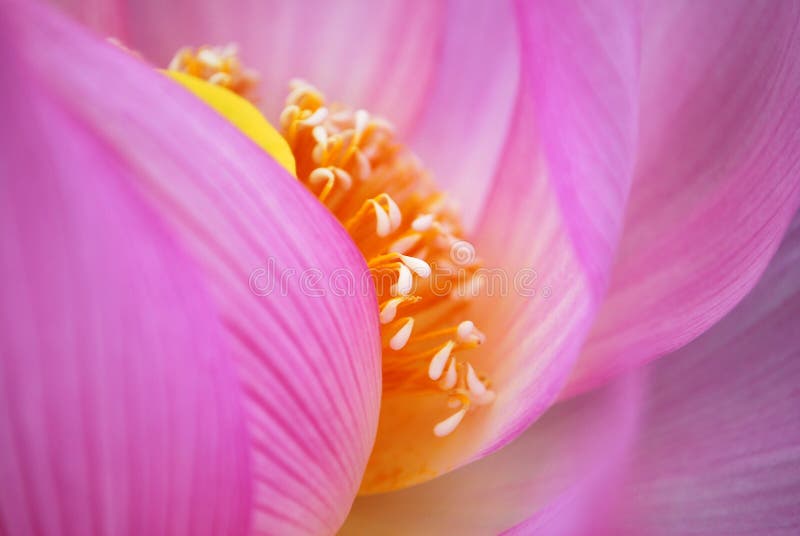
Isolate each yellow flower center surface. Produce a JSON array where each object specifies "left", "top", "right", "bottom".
[{"left": 168, "top": 46, "right": 496, "bottom": 493}]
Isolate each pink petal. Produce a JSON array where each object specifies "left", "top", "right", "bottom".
[
  {"left": 565, "top": 0, "right": 800, "bottom": 396},
  {"left": 611, "top": 214, "right": 800, "bottom": 535},
  {"left": 0, "top": 14, "right": 250, "bottom": 534},
  {"left": 405, "top": 0, "right": 520, "bottom": 228},
  {"left": 52, "top": 0, "right": 444, "bottom": 132},
  {"left": 501, "top": 212, "right": 800, "bottom": 534},
  {"left": 341, "top": 370, "right": 642, "bottom": 533},
  {"left": 54, "top": 0, "right": 518, "bottom": 230},
  {"left": 358, "top": 1, "right": 641, "bottom": 491},
  {"left": 343, "top": 212, "right": 800, "bottom": 534},
  {"left": 468, "top": 0, "right": 640, "bottom": 456},
  {"left": 13, "top": 3, "right": 382, "bottom": 533}
]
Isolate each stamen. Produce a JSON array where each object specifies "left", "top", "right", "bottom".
[
  {"left": 383, "top": 195, "right": 402, "bottom": 230},
  {"left": 399, "top": 255, "right": 431, "bottom": 278},
  {"left": 167, "top": 44, "right": 258, "bottom": 100},
  {"left": 299, "top": 107, "right": 329, "bottom": 127},
  {"left": 393, "top": 264, "right": 413, "bottom": 296},
  {"left": 433, "top": 408, "right": 467, "bottom": 438},
  {"left": 269, "top": 77, "right": 496, "bottom": 437},
  {"left": 429, "top": 340, "right": 455, "bottom": 380},
  {"left": 440, "top": 358, "right": 458, "bottom": 390},
  {"left": 379, "top": 297, "right": 403, "bottom": 324},
  {"left": 412, "top": 213, "right": 434, "bottom": 232},
  {"left": 390, "top": 318, "right": 415, "bottom": 351},
  {"left": 465, "top": 363, "right": 487, "bottom": 397},
  {"left": 370, "top": 200, "right": 392, "bottom": 237}
]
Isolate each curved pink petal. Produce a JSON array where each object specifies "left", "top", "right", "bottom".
[
  {"left": 565, "top": 0, "right": 800, "bottom": 397},
  {"left": 52, "top": 0, "right": 521, "bottom": 219},
  {"left": 405, "top": 0, "right": 521, "bottom": 228},
  {"left": 13, "top": 2, "right": 382, "bottom": 533},
  {"left": 610, "top": 214, "right": 800, "bottom": 535},
  {"left": 354, "top": 0, "right": 641, "bottom": 492},
  {"left": 51, "top": 0, "right": 445, "bottom": 132},
  {"left": 343, "top": 212, "right": 800, "bottom": 534},
  {"left": 0, "top": 12, "right": 250, "bottom": 533},
  {"left": 509, "top": 212, "right": 800, "bottom": 534},
  {"left": 340, "top": 369, "right": 642, "bottom": 533},
  {"left": 462, "top": 0, "right": 640, "bottom": 458}
]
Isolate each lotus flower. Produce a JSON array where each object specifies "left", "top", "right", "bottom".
[{"left": 2, "top": 0, "right": 800, "bottom": 533}]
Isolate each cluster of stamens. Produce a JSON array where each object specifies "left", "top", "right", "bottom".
[
  {"left": 167, "top": 45, "right": 495, "bottom": 437},
  {"left": 278, "top": 81, "right": 495, "bottom": 437},
  {"left": 168, "top": 44, "right": 259, "bottom": 101}
]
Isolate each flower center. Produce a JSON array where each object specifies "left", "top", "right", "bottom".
[{"left": 169, "top": 46, "right": 495, "bottom": 438}]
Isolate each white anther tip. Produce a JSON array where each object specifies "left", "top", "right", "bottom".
[
  {"left": 309, "top": 167, "right": 335, "bottom": 185},
  {"left": 302, "top": 106, "right": 329, "bottom": 126},
  {"left": 466, "top": 363, "right": 487, "bottom": 397},
  {"left": 384, "top": 196, "right": 402, "bottom": 230},
  {"left": 389, "top": 318, "right": 414, "bottom": 351},
  {"left": 312, "top": 125, "right": 328, "bottom": 144},
  {"left": 457, "top": 320, "right": 475, "bottom": 341},
  {"left": 379, "top": 298, "right": 401, "bottom": 324},
  {"left": 428, "top": 340, "right": 454, "bottom": 381},
  {"left": 433, "top": 408, "right": 467, "bottom": 437},
  {"left": 370, "top": 200, "right": 391, "bottom": 237},
  {"left": 440, "top": 358, "right": 458, "bottom": 390},
  {"left": 412, "top": 213, "right": 434, "bottom": 232},
  {"left": 400, "top": 255, "right": 431, "bottom": 278},
  {"left": 354, "top": 109, "right": 370, "bottom": 133},
  {"left": 393, "top": 264, "right": 413, "bottom": 295}
]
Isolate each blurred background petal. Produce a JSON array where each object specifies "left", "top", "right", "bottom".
[
  {"left": 612, "top": 213, "right": 800, "bottom": 535},
  {"left": 566, "top": 0, "right": 800, "bottom": 397}
]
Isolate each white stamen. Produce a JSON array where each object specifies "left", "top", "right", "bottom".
[
  {"left": 412, "top": 213, "right": 434, "bottom": 232},
  {"left": 279, "top": 104, "right": 300, "bottom": 130},
  {"left": 457, "top": 320, "right": 475, "bottom": 341},
  {"left": 393, "top": 264, "right": 413, "bottom": 295},
  {"left": 167, "top": 47, "right": 188, "bottom": 70},
  {"left": 354, "top": 149, "right": 372, "bottom": 180},
  {"left": 309, "top": 167, "right": 335, "bottom": 185},
  {"left": 312, "top": 125, "right": 328, "bottom": 145},
  {"left": 300, "top": 107, "right": 329, "bottom": 126},
  {"left": 400, "top": 255, "right": 431, "bottom": 278},
  {"left": 466, "top": 363, "right": 487, "bottom": 397},
  {"left": 389, "top": 234, "right": 421, "bottom": 255},
  {"left": 384, "top": 195, "right": 402, "bottom": 230},
  {"left": 440, "top": 359, "right": 458, "bottom": 390},
  {"left": 379, "top": 298, "right": 403, "bottom": 324},
  {"left": 429, "top": 340, "right": 455, "bottom": 381},
  {"left": 197, "top": 48, "right": 221, "bottom": 67},
  {"left": 370, "top": 200, "right": 391, "bottom": 237},
  {"left": 433, "top": 408, "right": 467, "bottom": 437},
  {"left": 207, "top": 72, "right": 231, "bottom": 85},
  {"left": 389, "top": 318, "right": 414, "bottom": 350},
  {"left": 332, "top": 168, "right": 353, "bottom": 190},
  {"left": 354, "top": 109, "right": 369, "bottom": 137}
]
